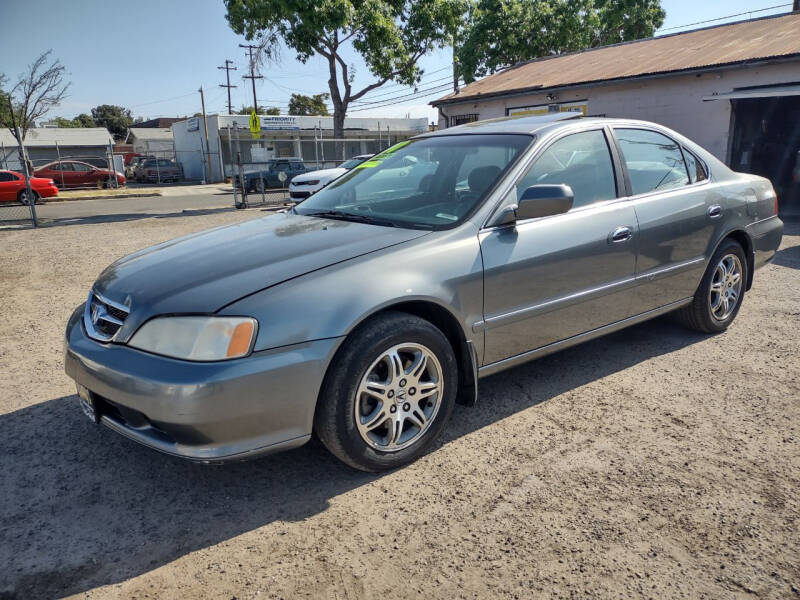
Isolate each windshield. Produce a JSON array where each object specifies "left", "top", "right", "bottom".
[
  {"left": 340, "top": 157, "right": 369, "bottom": 170},
  {"left": 294, "top": 134, "right": 531, "bottom": 229}
]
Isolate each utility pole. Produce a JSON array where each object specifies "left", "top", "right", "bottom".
[
  {"left": 218, "top": 59, "right": 237, "bottom": 115},
  {"left": 198, "top": 86, "right": 213, "bottom": 184},
  {"left": 239, "top": 44, "right": 263, "bottom": 113}
]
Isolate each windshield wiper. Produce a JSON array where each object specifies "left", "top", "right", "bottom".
[{"left": 303, "top": 210, "right": 397, "bottom": 228}]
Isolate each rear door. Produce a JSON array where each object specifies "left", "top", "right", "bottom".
[
  {"left": 611, "top": 127, "right": 714, "bottom": 313},
  {"left": 0, "top": 172, "right": 20, "bottom": 201},
  {"left": 480, "top": 127, "right": 639, "bottom": 364}
]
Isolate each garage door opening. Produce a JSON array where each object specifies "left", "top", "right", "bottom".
[{"left": 729, "top": 96, "right": 800, "bottom": 217}]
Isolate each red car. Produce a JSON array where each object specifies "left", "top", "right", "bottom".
[
  {"left": 0, "top": 170, "right": 59, "bottom": 204},
  {"left": 33, "top": 160, "right": 126, "bottom": 188}
]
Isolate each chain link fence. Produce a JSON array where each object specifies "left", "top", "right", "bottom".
[{"left": 220, "top": 124, "right": 402, "bottom": 209}]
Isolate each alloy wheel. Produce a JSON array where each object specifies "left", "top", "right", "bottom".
[
  {"left": 709, "top": 253, "right": 743, "bottom": 321},
  {"left": 354, "top": 343, "right": 443, "bottom": 452}
]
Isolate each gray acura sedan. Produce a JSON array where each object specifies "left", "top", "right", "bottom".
[{"left": 65, "top": 114, "right": 783, "bottom": 471}]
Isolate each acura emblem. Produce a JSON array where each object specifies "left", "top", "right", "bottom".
[{"left": 91, "top": 302, "right": 107, "bottom": 325}]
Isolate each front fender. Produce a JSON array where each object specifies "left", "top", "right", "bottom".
[{"left": 220, "top": 224, "right": 484, "bottom": 357}]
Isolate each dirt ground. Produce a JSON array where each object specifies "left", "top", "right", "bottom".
[{"left": 0, "top": 210, "right": 798, "bottom": 600}]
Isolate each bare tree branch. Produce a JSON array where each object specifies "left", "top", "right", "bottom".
[{"left": 3, "top": 50, "right": 70, "bottom": 142}]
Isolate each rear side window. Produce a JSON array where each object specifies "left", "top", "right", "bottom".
[
  {"left": 615, "top": 128, "right": 689, "bottom": 195},
  {"left": 0, "top": 172, "right": 13, "bottom": 182},
  {"left": 517, "top": 129, "right": 617, "bottom": 209},
  {"left": 682, "top": 148, "right": 708, "bottom": 183}
]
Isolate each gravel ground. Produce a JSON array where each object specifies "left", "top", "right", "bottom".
[{"left": 0, "top": 211, "right": 798, "bottom": 600}]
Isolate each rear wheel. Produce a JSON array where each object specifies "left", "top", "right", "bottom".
[
  {"left": 18, "top": 189, "right": 39, "bottom": 205},
  {"left": 676, "top": 239, "right": 747, "bottom": 333},
  {"left": 315, "top": 311, "right": 458, "bottom": 471}
]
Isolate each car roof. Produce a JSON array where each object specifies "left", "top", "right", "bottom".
[
  {"left": 417, "top": 113, "right": 699, "bottom": 141},
  {"left": 417, "top": 112, "right": 586, "bottom": 138}
]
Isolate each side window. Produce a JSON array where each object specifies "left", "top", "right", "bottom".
[
  {"left": 0, "top": 172, "right": 11, "bottom": 182},
  {"left": 456, "top": 144, "right": 516, "bottom": 199},
  {"left": 615, "top": 128, "right": 689, "bottom": 195},
  {"left": 682, "top": 148, "right": 708, "bottom": 183},
  {"left": 517, "top": 129, "right": 617, "bottom": 209}
]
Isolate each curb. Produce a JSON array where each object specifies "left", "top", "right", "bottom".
[{"left": 46, "top": 192, "right": 163, "bottom": 203}]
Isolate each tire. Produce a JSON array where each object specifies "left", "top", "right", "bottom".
[
  {"left": 314, "top": 311, "right": 458, "bottom": 472},
  {"left": 675, "top": 239, "right": 747, "bottom": 333},
  {"left": 18, "top": 189, "right": 38, "bottom": 206}
]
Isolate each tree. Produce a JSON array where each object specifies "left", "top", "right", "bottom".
[
  {"left": 0, "top": 50, "right": 70, "bottom": 141},
  {"left": 457, "top": 0, "right": 665, "bottom": 82},
  {"left": 288, "top": 93, "right": 330, "bottom": 116},
  {"left": 51, "top": 113, "right": 96, "bottom": 128},
  {"left": 236, "top": 105, "right": 280, "bottom": 115},
  {"left": 73, "top": 113, "right": 96, "bottom": 127},
  {"left": 90, "top": 104, "right": 133, "bottom": 141},
  {"left": 225, "top": 0, "right": 466, "bottom": 158}
]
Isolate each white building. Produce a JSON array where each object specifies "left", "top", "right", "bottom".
[
  {"left": 172, "top": 114, "right": 429, "bottom": 182},
  {"left": 432, "top": 11, "right": 800, "bottom": 215}
]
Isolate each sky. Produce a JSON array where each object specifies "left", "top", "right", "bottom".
[{"left": 0, "top": 0, "right": 795, "bottom": 125}]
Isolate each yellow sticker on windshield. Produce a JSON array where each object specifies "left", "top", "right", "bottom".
[{"left": 355, "top": 140, "right": 411, "bottom": 168}]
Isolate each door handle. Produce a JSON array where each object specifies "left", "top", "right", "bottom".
[
  {"left": 708, "top": 204, "right": 722, "bottom": 218},
  {"left": 609, "top": 226, "right": 633, "bottom": 243}
]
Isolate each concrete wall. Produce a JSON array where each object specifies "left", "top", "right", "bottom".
[
  {"left": 131, "top": 139, "right": 175, "bottom": 155},
  {"left": 438, "top": 61, "right": 800, "bottom": 162}
]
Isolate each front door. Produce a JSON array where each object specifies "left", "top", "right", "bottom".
[
  {"left": 611, "top": 127, "right": 714, "bottom": 312},
  {"left": 481, "top": 128, "right": 639, "bottom": 365}
]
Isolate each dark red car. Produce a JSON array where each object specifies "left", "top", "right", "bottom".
[
  {"left": 34, "top": 160, "right": 126, "bottom": 188},
  {"left": 0, "top": 170, "right": 59, "bottom": 204}
]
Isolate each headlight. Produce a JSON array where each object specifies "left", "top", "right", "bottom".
[{"left": 129, "top": 316, "right": 257, "bottom": 361}]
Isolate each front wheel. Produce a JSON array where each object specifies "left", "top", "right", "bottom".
[
  {"left": 315, "top": 311, "right": 458, "bottom": 472},
  {"left": 676, "top": 239, "right": 747, "bottom": 333}
]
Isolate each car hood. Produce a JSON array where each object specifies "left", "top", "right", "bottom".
[
  {"left": 291, "top": 168, "right": 346, "bottom": 184},
  {"left": 94, "top": 212, "right": 429, "bottom": 336}
]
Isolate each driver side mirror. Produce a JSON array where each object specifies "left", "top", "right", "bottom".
[{"left": 497, "top": 184, "right": 574, "bottom": 225}]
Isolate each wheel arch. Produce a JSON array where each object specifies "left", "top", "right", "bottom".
[
  {"left": 713, "top": 228, "right": 754, "bottom": 290},
  {"left": 332, "top": 299, "right": 478, "bottom": 408}
]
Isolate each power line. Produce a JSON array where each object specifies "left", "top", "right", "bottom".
[
  {"left": 128, "top": 91, "right": 197, "bottom": 108},
  {"left": 658, "top": 3, "right": 792, "bottom": 32},
  {"left": 352, "top": 75, "right": 459, "bottom": 103},
  {"left": 348, "top": 83, "right": 454, "bottom": 112},
  {"left": 351, "top": 82, "right": 456, "bottom": 107},
  {"left": 217, "top": 59, "right": 238, "bottom": 115}
]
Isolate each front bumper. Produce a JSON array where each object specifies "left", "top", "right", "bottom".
[{"left": 64, "top": 306, "right": 342, "bottom": 462}]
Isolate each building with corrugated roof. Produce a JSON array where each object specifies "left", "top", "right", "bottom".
[
  {"left": 432, "top": 11, "right": 800, "bottom": 214},
  {"left": 0, "top": 127, "right": 115, "bottom": 171}
]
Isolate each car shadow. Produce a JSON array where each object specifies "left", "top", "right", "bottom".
[
  {"left": 1, "top": 318, "right": 706, "bottom": 598},
  {"left": 36, "top": 207, "right": 239, "bottom": 228}
]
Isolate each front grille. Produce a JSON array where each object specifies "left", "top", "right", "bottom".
[
  {"left": 295, "top": 180, "right": 319, "bottom": 186},
  {"left": 84, "top": 290, "right": 130, "bottom": 342}
]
